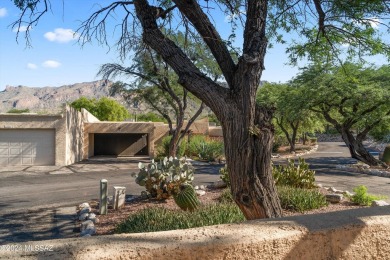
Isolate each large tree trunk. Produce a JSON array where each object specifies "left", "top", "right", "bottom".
[
  {"left": 134, "top": 0, "right": 282, "bottom": 219},
  {"left": 339, "top": 128, "right": 382, "bottom": 166},
  {"left": 221, "top": 105, "right": 282, "bottom": 219}
]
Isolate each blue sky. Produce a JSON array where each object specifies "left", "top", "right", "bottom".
[{"left": 3, "top": 1, "right": 385, "bottom": 91}]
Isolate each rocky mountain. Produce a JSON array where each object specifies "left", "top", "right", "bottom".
[{"left": 0, "top": 80, "right": 126, "bottom": 113}]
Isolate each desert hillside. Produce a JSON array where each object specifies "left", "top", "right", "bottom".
[{"left": 0, "top": 80, "right": 126, "bottom": 113}]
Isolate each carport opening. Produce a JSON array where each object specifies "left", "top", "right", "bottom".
[{"left": 93, "top": 133, "right": 148, "bottom": 157}]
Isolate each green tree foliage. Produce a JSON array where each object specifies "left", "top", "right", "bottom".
[
  {"left": 98, "top": 32, "right": 221, "bottom": 156},
  {"left": 137, "top": 112, "right": 167, "bottom": 123},
  {"left": 257, "top": 83, "right": 325, "bottom": 152},
  {"left": 70, "top": 97, "right": 129, "bottom": 121},
  {"left": 293, "top": 63, "right": 390, "bottom": 166}
]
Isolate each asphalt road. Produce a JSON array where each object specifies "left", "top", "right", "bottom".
[
  {"left": 286, "top": 142, "right": 390, "bottom": 200},
  {"left": 0, "top": 159, "right": 221, "bottom": 213},
  {"left": 1, "top": 142, "right": 389, "bottom": 213},
  {"left": 1, "top": 142, "right": 390, "bottom": 244}
]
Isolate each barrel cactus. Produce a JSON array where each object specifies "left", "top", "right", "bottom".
[
  {"left": 382, "top": 145, "right": 390, "bottom": 165},
  {"left": 173, "top": 184, "right": 200, "bottom": 211}
]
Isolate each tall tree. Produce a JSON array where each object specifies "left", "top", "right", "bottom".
[
  {"left": 293, "top": 63, "right": 390, "bottom": 166},
  {"left": 12, "top": 0, "right": 390, "bottom": 219},
  {"left": 98, "top": 37, "right": 219, "bottom": 157},
  {"left": 257, "top": 82, "right": 324, "bottom": 152}
]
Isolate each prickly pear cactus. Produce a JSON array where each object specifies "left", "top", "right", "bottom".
[
  {"left": 173, "top": 184, "right": 200, "bottom": 211},
  {"left": 134, "top": 157, "right": 195, "bottom": 200}
]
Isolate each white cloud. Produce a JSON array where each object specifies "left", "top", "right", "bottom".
[
  {"left": 368, "top": 18, "right": 380, "bottom": 28},
  {"left": 354, "top": 17, "right": 380, "bottom": 29},
  {"left": 0, "top": 7, "right": 7, "bottom": 18},
  {"left": 224, "top": 9, "right": 246, "bottom": 23},
  {"left": 42, "top": 60, "right": 61, "bottom": 68},
  {"left": 27, "top": 63, "right": 38, "bottom": 70},
  {"left": 13, "top": 25, "right": 30, "bottom": 33},
  {"left": 44, "top": 28, "right": 79, "bottom": 43}
]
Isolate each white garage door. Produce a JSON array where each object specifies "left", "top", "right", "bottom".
[{"left": 0, "top": 129, "right": 55, "bottom": 166}]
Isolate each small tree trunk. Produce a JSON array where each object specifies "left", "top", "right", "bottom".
[{"left": 339, "top": 128, "right": 382, "bottom": 166}]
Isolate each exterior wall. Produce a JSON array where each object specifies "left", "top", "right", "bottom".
[
  {"left": 83, "top": 122, "right": 155, "bottom": 159},
  {"left": 0, "top": 113, "right": 67, "bottom": 165},
  {"left": 65, "top": 106, "right": 84, "bottom": 165},
  {"left": 2, "top": 206, "right": 390, "bottom": 259},
  {"left": 209, "top": 126, "right": 223, "bottom": 137},
  {"left": 186, "top": 117, "right": 209, "bottom": 135}
]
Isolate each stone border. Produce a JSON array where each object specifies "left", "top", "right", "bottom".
[
  {"left": 272, "top": 144, "right": 319, "bottom": 159},
  {"left": 336, "top": 164, "right": 390, "bottom": 178},
  {"left": 2, "top": 206, "right": 390, "bottom": 259}
]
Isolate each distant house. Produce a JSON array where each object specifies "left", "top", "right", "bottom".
[{"left": 0, "top": 106, "right": 220, "bottom": 166}]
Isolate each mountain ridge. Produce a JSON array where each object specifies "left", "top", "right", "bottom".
[{"left": 0, "top": 80, "right": 127, "bottom": 113}]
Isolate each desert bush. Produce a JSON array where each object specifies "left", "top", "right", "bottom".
[
  {"left": 186, "top": 135, "right": 224, "bottom": 161},
  {"left": 272, "top": 158, "right": 316, "bottom": 189},
  {"left": 156, "top": 136, "right": 187, "bottom": 159},
  {"left": 137, "top": 112, "right": 167, "bottom": 122},
  {"left": 115, "top": 203, "right": 245, "bottom": 234},
  {"left": 219, "top": 165, "right": 230, "bottom": 187},
  {"left": 218, "top": 188, "right": 234, "bottom": 203},
  {"left": 381, "top": 145, "right": 390, "bottom": 165},
  {"left": 277, "top": 185, "right": 328, "bottom": 212},
  {"left": 349, "top": 185, "right": 387, "bottom": 206}
]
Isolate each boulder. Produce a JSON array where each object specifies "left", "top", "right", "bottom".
[
  {"left": 79, "top": 207, "right": 91, "bottom": 215},
  {"left": 80, "top": 220, "right": 94, "bottom": 232},
  {"left": 195, "top": 190, "right": 206, "bottom": 196},
  {"left": 80, "top": 227, "right": 96, "bottom": 237},
  {"left": 78, "top": 202, "right": 90, "bottom": 209},
  {"left": 371, "top": 200, "right": 390, "bottom": 207},
  {"left": 79, "top": 213, "right": 89, "bottom": 221},
  {"left": 326, "top": 194, "right": 343, "bottom": 203}
]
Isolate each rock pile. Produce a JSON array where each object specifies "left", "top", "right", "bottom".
[
  {"left": 317, "top": 184, "right": 389, "bottom": 206},
  {"left": 77, "top": 202, "right": 99, "bottom": 237}
]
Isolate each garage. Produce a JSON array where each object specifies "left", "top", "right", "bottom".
[
  {"left": 93, "top": 133, "right": 148, "bottom": 156},
  {"left": 0, "top": 129, "right": 55, "bottom": 166}
]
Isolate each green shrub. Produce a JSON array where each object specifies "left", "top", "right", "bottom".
[
  {"left": 7, "top": 108, "right": 30, "bottom": 113},
  {"left": 156, "top": 136, "right": 187, "bottom": 158},
  {"left": 137, "top": 112, "right": 167, "bottom": 122},
  {"left": 115, "top": 203, "right": 245, "bottom": 234},
  {"left": 134, "top": 157, "right": 194, "bottom": 200},
  {"left": 186, "top": 135, "right": 224, "bottom": 161},
  {"left": 273, "top": 158, "right": 316, "bottom": 189},
  {"left": 349, "top": 185, "right": 387, "bottom": 206},
  {"left": 219, "top": 165, "right": 230, "bottom": 187},
  {"left": 272, "top": 141, "right": 282, "bottom": 153},
  {"left": 381, "top": 145, "right": 390, "bottom": 165},
  {"left": 186, "top": 135, "right": 207, "bottom": 156},
  {"left": 218, "top": 188, "right": 234, "bottom": 203},
  {"left": 277, "top": 185, "right": 328, "bottom": 212}
]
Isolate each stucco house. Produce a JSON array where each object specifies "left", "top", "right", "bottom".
[{"left": 0, "top": 105, "right": 219, "bottom": 166}]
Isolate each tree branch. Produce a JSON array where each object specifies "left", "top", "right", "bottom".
[
  {"left": 134, "top": 0, "right": 228, "bottom": 113},
  {"left": 172, "top": 0, "right": 237, "bottom": 86}
]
